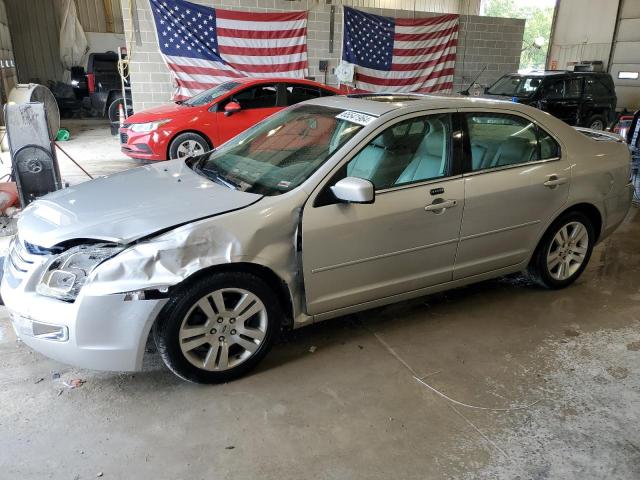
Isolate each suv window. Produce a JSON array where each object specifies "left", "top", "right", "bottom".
[
  {"left": 465, "top": 113, "right": 559, "bottom": 171},
  {"left": 541, "top": 78, "right": 565, "bottom": 99},
  {"left": 346, "top": 114, "right": 451, "bottom": 190},
  {"left": 230, "top": 84, "right": 278, "bottom": 109},
  {"left": 584, "top": 77, "right": 612, "bottom": 97},
  {"left": 565, "top": 78, "right": 582, "bottom": 98}
]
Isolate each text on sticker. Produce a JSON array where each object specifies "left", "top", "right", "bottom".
[{"left": 336, "top": 110, "right": 376, "bottom": 126}]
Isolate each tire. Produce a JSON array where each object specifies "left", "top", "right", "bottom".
[
  {"left": 168, "top": 132, "right": 209, "bottom": 160},
  {"left": 107, "top": 97, "right": 124, "bottom": 123},
  {"left": 586, "top": 114, "right": 607, "bottom": 130},
  {"left": 153, "top": 272, "right": 282, "bottom": 383},
  {"left": 527, "top": 211, "right": 595, "bottom": 289}
]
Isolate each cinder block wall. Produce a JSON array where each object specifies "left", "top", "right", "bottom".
[{"left": 122, "top": 0, "right": 524, "bottom": 112}]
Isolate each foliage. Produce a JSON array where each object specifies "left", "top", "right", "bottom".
[{"left": 482, "top": 0, "right": 555, "bottom": 70}]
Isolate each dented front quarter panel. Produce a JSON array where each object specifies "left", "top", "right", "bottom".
[{"left": 85, "top": 189, "right": 313, "bottom": 327}]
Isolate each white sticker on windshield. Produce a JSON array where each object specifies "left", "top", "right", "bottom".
[{"left": 336, "top": 110, "right": 376, "bottom": 126}]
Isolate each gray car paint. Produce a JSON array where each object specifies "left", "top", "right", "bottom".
[
  {"left": 18, "top": 159, "right": 262, "bottom": 248},
  {"left": 1, "top": 95, "right": 633, "bottom": 371}
]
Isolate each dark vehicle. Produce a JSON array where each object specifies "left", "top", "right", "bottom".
[
  {"left": 71, "top": 52, "right": 133, "bottom": 132},
  {"left": 483, "top": 71, "right": 617, "bottom": 130}
]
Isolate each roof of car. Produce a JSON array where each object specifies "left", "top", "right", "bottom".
[
  {"left": 231, "top": 77, "right": 333, "bottom": 86},
  {"left": 303, "top": 93, "right": 523, "bottom": 117}
]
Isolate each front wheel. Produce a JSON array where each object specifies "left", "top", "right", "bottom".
[
  {"left": 154, "top": 272, "right": 282, "bottom": 383},
  {"left": 168, "top": 132, "right": 209, "bottom": 160},
  {"left": 528, "top": 212, "right": 595, "bottom": 289}
]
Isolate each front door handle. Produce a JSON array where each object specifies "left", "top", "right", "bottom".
[
  {"left": 425, "top": 199, "right": 458, "bottom": 212},
  {"left": 543, "top": 175, "right": 568, "bottom": 188}
]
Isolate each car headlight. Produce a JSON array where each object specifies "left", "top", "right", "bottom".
[
  {"left": 36, "top": 244, "right": 125, "bottom": 301},
  {"left": 129, "top": 119, "right": 171, "bottom": 133}
]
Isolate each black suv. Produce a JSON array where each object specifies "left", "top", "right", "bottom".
[{"left": 483, "top": 71, "right": 617, "bottom": 130}]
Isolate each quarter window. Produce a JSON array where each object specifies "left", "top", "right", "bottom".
[
  {"left": 465, "top": 113, "right": 559, "bottom": 171},
  {"left": 345, "top": 114, "right": 451, "bottom": 190}
]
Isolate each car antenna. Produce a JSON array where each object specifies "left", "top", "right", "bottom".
[{"left": 459, "top": 64, "right": 487, "bottom": 96}]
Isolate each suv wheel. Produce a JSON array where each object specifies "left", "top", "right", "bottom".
[
  {"left": 586, "top": 114, "right": 607, "bottom": 130},
  {"left": 168, "top": 132, "right": 209, "bottom": 160},
  {"left": 154, "top": 272, "right": 282, "bottom": 383},
  {"left": 528, "top": 211, "right": 595, "bottom": 289}
]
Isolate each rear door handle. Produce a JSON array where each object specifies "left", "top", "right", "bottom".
[
  {"left": 543, "top": 176, "right": 568, "bottom": 188},
  {"left": 425, "top": 199, "right": 458, "bottom": 212}
]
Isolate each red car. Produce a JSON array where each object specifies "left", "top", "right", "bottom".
[{"left": 119, "top": 78, "right": 340, "bottom": 161}]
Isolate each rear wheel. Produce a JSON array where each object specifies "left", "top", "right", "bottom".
[
  {"left": 154, "top": 272, "right": 281, "bottom": 383},
  {"left": 168, "top": 132, "right": 209, "bottom": 160},
  {"left": 528, "top": 212, "right": 595, "bottom": 289},
  {"left": 586, "top": 114, "right": 607, "bottom": 130}
]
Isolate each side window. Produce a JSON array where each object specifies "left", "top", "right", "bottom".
[
  {"left": 285, "top": 84, "right": 321, "bottom": 106},
  {"left": 564, "top": 78, "right": 582, "bottom": 98},
  {"left": 585, "top": 78, "right": 611, "bottom": 97},
  {"left": 541, "top": 78, "right": 564, "bottom": 99},
  {"left": 466, "top": 113, "right": 539, "bottom": 171},
  {"left": 538, "top": 127, "right": 560, "bottom": 159},
  {"left": 345, "top": 114, "right": 451, "bottom": 190},
  {"left": 231, "top": 84, "right": 277, "bottom": 109},
  {"left": 320, "top": 88, "right": 337, "bottom": 97}
]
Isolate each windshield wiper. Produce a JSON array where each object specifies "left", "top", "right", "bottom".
[
  {"left": 205, "top": 169, "right": 240, "bottom": 190},
  {"left": 192, "top": 158, "right": 241, "bottom": 190}
]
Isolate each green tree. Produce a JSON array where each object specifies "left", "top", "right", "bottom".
[{"left": 482, "top": 0, "right": 555, "bottom": 70}]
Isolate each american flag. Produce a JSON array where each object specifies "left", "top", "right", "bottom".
[
  {"left": 342, "top": 7, "right": 458, "bottom": 94},
  {"left": 150, "top": 0, "right": 309, "bottom": 100}
]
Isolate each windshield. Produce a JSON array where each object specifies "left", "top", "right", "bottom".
[
  {"left": 486, "top": 76, "right": 543, "bottom": 97},
  {"left": 183, "top": 81, "right": 240, "bottom": 106},
  {"left": 188, "top": 105, "right": 367, "bottom": 195}
]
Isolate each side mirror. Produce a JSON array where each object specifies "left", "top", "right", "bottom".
[
  {"left": 330, "top": 177, "right": 375, "bottom": 204},
  {"left": 224, "top": 101, "right": 241, "bottom": 116}
]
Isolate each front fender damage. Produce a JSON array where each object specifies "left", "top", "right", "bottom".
[{"left": 82, "top": 199, "right": 311, "bottom": 327}]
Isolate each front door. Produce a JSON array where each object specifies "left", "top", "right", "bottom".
[
  {"left": 214, "top": 83, "right": 281, "bottom": 144},
  {"left": 453, "top": 110, "right": 571, "bottom": 280},
  {"left": 302, "top": 113, "right": 465, "bottom": 316}
]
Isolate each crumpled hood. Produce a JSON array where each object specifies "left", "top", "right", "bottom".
[{"left": 18, "top": 160, "right": 262, "bottom": 248}]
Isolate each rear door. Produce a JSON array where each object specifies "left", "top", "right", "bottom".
[
  {"left": 302, "top": 112, "right": 465, "bottom": 315},
  {"left": 453, "top": 110, "right": 570, "bottom": 280},
  {"left": 214, "top": 83, "right": 281, "bottom": 143},
  {"left": 539, "top": 77, "right": 581, "bottom": 125}
]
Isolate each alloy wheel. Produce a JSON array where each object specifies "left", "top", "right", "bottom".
[
  {"left": 179, "top": 288, "right": 268, "bottom": 371},
  {"left": 589, "top": 119, "right": 604, "bottom": 130},
  {"left": 546, "top": 221, "right": 589, "bottom": 281},
  {"left": 176, "top": 140, "right": 204, "bottom": 158}
]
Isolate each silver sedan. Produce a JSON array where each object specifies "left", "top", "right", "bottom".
[{"left": 2, "top": 95, "right": 634, "bottom": 383}]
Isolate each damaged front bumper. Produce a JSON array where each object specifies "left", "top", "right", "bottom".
[{"left": 2, "top": 262, "right": 168, "bottom": 371}]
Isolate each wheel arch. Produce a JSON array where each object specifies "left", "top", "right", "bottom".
[
  {"left": 169, "top": 262, "right": 294, "bottom": 327},
  {"left": 166, "top": 129, "right": 213, "bottom": 159},
  {"left": 531, "top": 201, "right": 603, "bottom": 263},
  {"left": 561, "top": 202, "right": 603, "bottom": 242}
]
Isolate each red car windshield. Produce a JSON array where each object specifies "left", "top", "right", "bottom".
[
  {"left": 182, "top": 81, "right": 241, "bottom": 106},
  {"left": 189, "top": 105, "right": 366, "bottom": 195}
]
